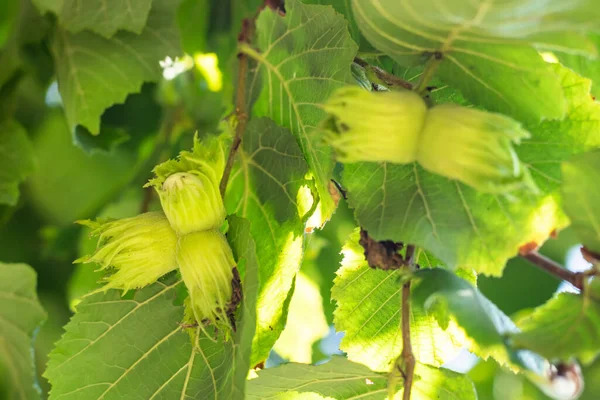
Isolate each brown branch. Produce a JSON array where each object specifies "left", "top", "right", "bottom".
[
  {"left": 219, "top": 18, "right": 255, "bottom": 197},
  {"left": 521, "top": 251, "right": 585, "bottom": 291},
  {"left": 359, "top": 230, "right": 417, "bottom": 399},
  {"left": 354, "top": 56, "right": 413, "bottom": 90},
  {"left": 359, "top": 229, "right": 404, "bottom": 270},
  {"left": 401, "top": 245, "right": 416, "bottom": 400}
]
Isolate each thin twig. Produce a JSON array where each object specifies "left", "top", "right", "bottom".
[
  {"left": 401, "top": 245, "right": 416, "bottom": 400},
  {"left": 414, "top": 52, "right": 443, "bottom": 95},
  {"left": 521, "top": 251, "right": 585, "bottom": 291},
  {"left": 219, "top": 19, "right": 255, "bottom": 197}
]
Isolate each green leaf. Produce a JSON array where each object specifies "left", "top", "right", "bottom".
[
  {"left": 331, "top": 230, "right": 464, "bottom": 372},
  {"left": 412, "top": 268, "right": 519, "bottom": 367},
  {"left": 348, "top": 0, "right": 600, "bottom": 122},
  {"left": 225, "top": 117, "right": 308, "bottom": 365},
  {"left": 0, "top": 121, "right": 35, "bottom": 207},
  {"left": 301, "top": 0, "right": 360, "bottom": 44},
  {"left": 32, "top": 0, "right": 152, "bottom": 38},
  {"left": 344, "top": 64, "right": 600, "bottom": 275},
  {"left": 0, "top": 0, "right": 18, "bottom": 48},
  {"left": 246, "top": 356, "right": 477, "bottom": 400},
  {"left": 177, "top": 0, "right": 209, "bottom": 54},
  {"left": 411, "top": 268, "right": 576, "bottom": 393},
  {"left": 46, "top": 217, "right": 259, "bottom": 399},
  {"left": 557, "top": 34, "right": 600, "bottom": 98},
  {"left": 0, "top": 262, "right": 46, "bottom": 400},
  {"left": 562, "top": 150, "right": 600, "bottom": 253},
  {"left": 52, "top": 0, "right": 181, "bottom": 134},
  {"left": 243, "top": 0, "right": 358, "bottom": 223},
  {"left": 27, "top": 112, "right": 137, "bottom": 225},
  {"left": 512, "top": 280, "right": 600, "bottom": 364}
]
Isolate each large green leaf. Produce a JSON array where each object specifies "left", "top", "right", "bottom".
[
  {"left": 52, "top": 0, "right": 181, "bottom": 134},
  {"left": 301, "top": 0, "right": 360, "bottom": 44},
  {"left": 350, "top": 0, "right": 600, "bottom": 122},
  {"left": 32, "top": 0, "right": 152, "bottom": 38},
  {"left": 45, "top": 217, "right": 259, "bottom": 399},
  {"left": 561, "top": 150, "right": 600, "bottom": 253},
  {"left": 512, "top": 280, "right": 600, "bottom": 364},
  {"left": 247, "top": 356, "right": 477, "bottom": 400},
  {"left": 0, "top": 121, "right": 34, "bottom": 207},
  {"left": 243, "top": 0, "right": 358, "bottom": 223},
  {"left": 0, "top": 262, "right": 46, "bottom": 400},
  {"left": 226, "top": 117, "right": 308, "bottom": 366},
  {"left": 331, "top": 230, "right": 464, "bottom": 372},
  {"left": 344, "top": 64, "right": 600, "bottom": 276}
]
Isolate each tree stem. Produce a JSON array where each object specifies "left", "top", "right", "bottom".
[
  {"left": 521, "top": 251, "right": 584, "bottom": 291},
  {"left": 402, "top": 245, "right": 416, "bottom": 400},
  {"left": 414, "top": 53, "right": 442, "bottom": 95},
  {"left": 219, "top": 19, "right": 255, "bottom": 197}
]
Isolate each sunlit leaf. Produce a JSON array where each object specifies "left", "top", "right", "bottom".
[
  {"left": 0, "top": 121, "right": 34, "bottom": 207},
  {"left": 244, "top": 0, "right": 358, "bottom": 223},
  {"left": 331, "top": 230, "right": 464, "bottom": 372},
  {"left": 344, "top": 64, "right": 600, "bottom": 276},
  {"left": 45, "top": 217, "right": 259, "bottom": 399},
  {"left": 226, "top": 117, "right": 308, "bottom": 366},
  {"left": 247, "top": 356, "right": 477, "bottom": 400}
]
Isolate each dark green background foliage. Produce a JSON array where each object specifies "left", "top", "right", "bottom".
[{"left": 1, "top": 0, "right": 600, "bottom": 399}]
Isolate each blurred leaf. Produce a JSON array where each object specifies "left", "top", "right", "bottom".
[
  {"left": 513, "top": 280, "right": 600, "bottom": 364},
  {"left": 226, "top": 117, "right": 308, "bottom": 365},
  {"left": 177, "top": 0, "right": 209, "bottom": 54},
  {"left": 0, "top": 0, "right": 18, "bottom": 48},
  {"left": 469, "top": 359, "right": 552, "bottom": 400},
  {"left": 247, "top": 356, "right": 477, "bottom": 400},
  {"left": 72, "top": 126, "right": 130, "bottom": 153},
  {"left": 74, "top": 83, "right": 163, "bottom": 154},
  {"left": 46, "top": 216, "right": 259, "bottom": 399},
  {"left": 477, "top": 256, "right": 557, "bottom": 317},
  {"left": 344, "top": 64, "right": 600, "bottom": 276},
  {"left": 0, "top": 262, "right": 46, "bottom": 400},
  {"left": 52, "top": 0, "right": 181, "bottom": 134},
  {"left": 27, "top": 112, "right": 137, "bottom": 225},
  {"left": 331, "top": 230, "right": 464, "bottom": 372},
  {"left": 0, "top": 120, "right": 34, "bottom": 207},
  {"left": 244, "top": 0, "right": 358, "bottom": 224},
  {"left": 32, "top": 0, "right": 152, "bottom": 38},
  {"left": 581, "top": 359, "right": 600, "bottom": 400},
  {"left": 412, "top": 268, "right": 520, "bottom": 368},
  {"left": 562, "top": 150, "right": 600, "bottom": 253}
]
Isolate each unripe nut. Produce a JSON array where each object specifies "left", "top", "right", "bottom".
[
  {"left": 177, "top": 229, "right": 235, "bottom": 326},
  {"left": 323, "top": 86, "right": 427, "bottom": 164},
  {"left": 159, "top": 171, "right": 225, "bottom": 235}
]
